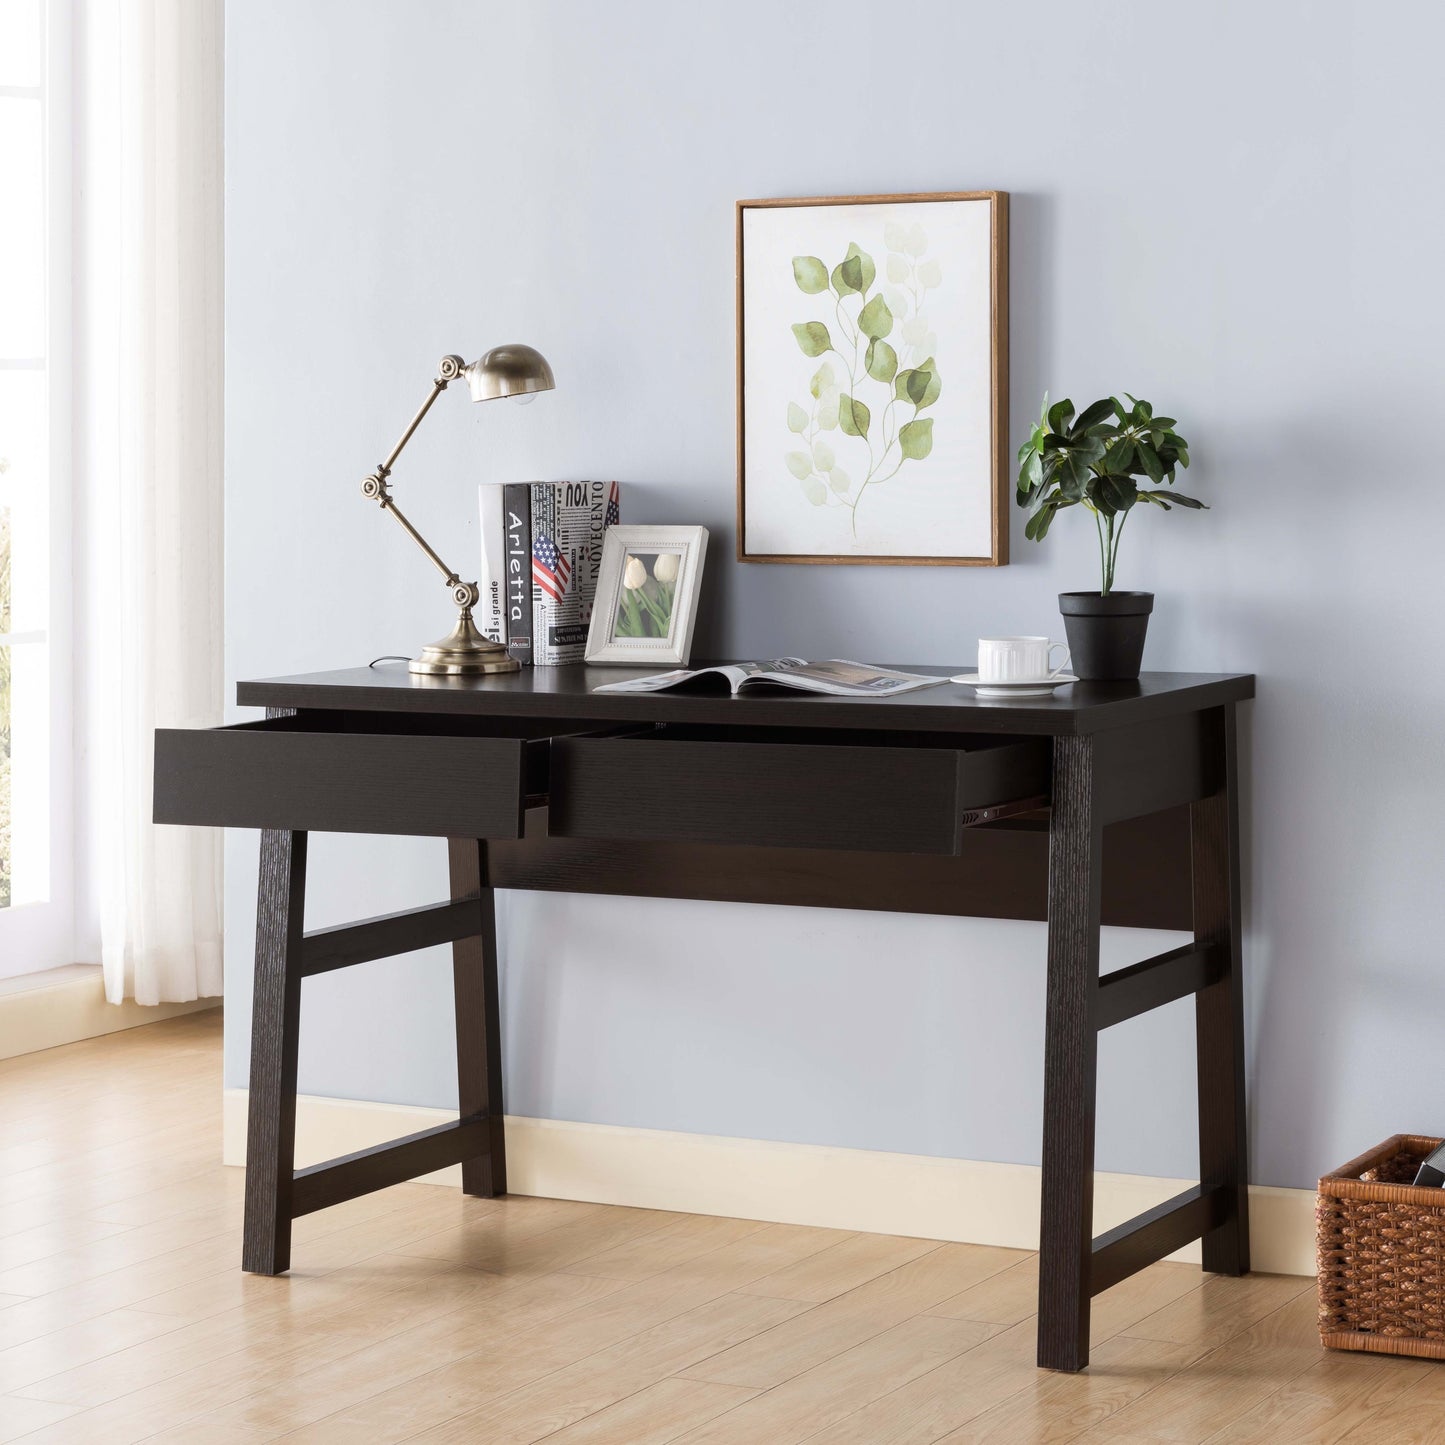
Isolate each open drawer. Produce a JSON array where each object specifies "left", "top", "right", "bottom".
[
  {"left": 548, "top": 724, "right": 1051, "bottom": 855},
  {"left": 154, "top": 713, "right": 557, "bottom": 838}
]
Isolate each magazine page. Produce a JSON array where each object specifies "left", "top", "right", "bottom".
[
  {"left": 591, "top": 664, "right": 756, "bottom": 694},
  {"left": 734, "top": 659, "right": 946, "bottom": 696}
]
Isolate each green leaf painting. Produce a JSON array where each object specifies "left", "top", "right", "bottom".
[
  {"left": 865, "top": 339, "right": 897, "bottom": 383},
  {"left": 791, "top": 321, "right": 832, "bottom": 357},
  {"left": 899, "top": 417, "right": 933, "bottom": 460},
  {"left": 783, "top": 222, "right": 945, "bottom": 537},
  {"left": 791, "top": 256, "right": 829, "bottom": 294},
  {"left": 838, "top": 393, "right": 870, "bottom": 437}
]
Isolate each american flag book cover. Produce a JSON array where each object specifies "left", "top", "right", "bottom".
[
  {"left": 530, "top": 481, "right": 620, "bottom": 664},
  {"left": 478, "top": 482, "right": 621, "bottom": 665}
]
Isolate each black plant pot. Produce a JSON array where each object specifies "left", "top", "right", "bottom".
[{"left": 1058, "top": 591, "right": 1154, "bottom": 681}]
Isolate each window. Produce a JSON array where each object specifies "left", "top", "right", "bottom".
[{"left": 0, "top": 0, "right": 71, "bottom": 973}]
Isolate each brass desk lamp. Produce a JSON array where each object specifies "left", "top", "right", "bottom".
[{"left": 360, "top": 346, "right": 555, "bottom": 676}]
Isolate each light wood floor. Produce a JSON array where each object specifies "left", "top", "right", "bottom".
[{"left": 0, "top": 1013, "right": 1431, "bottom": 1443}]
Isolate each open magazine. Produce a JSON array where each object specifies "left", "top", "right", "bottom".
[{"left": 591, "top": 658, "right": 948, "bottom": 697}]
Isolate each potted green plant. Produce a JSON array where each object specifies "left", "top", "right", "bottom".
[{"left": 1015, "top": 394, "right": 1205, "bottom": 680}]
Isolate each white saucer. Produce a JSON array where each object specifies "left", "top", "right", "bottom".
[{"left": 950, "top": 672, "right": 1078, "bottom": 699}]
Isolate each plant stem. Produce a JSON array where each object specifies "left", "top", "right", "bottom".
[
  {"left": 1092, "top": 507, "right": 1107, "bottom": 594},
  {"left": 1108, "top": 509, "right": 1129, "bottom": 593}
]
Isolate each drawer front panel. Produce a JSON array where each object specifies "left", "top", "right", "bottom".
[
  {"left": 154, "top": 725, "right": 529, "bottom": 838},
  {"left": 549, "top": 734, "right": 1049, "bottom": 855}
]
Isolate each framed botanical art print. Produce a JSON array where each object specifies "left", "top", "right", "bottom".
[{"left": 736, "top": 191, "right": 1008, "bottom": 566}]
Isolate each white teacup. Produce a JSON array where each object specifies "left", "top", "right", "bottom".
[{"left": 977, "top": 636, "right": 1071, "bottom": 683}]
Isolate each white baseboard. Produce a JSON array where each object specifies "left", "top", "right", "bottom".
[
  {"left": 222, "top": 1089, "right": 1315, "bottom": 1277},
  {"left": 0, "top": 964, "right": 219, "bottom": 1061}
]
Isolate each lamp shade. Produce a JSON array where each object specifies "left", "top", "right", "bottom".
[{"left": 462, "top": 343, "right": 555, "bottom": 403}]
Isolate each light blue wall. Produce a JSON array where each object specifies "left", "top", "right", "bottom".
[{"left": 224, "top": 0, "right": 1445, "bottom": 1190}]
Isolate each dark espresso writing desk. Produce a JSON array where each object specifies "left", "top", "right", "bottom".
[{"left": 153, "top": 664, "right": 1253, "bottom": 1372}]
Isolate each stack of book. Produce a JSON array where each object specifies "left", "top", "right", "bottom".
[{"left": 478, "top": 481, "right": 621, "bottom": 665}]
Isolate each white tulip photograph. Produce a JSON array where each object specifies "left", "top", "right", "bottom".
[
  {"left": 585, "top": 525, "right": 709, "bottom": 666},
  {"left": 614, "top": 552, "right": 679, "bottom": 639}
]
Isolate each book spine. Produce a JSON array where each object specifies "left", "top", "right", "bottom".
[
  {"left": 530, "top": 484, "right": 556, "bottom": 664},
  {"left": 502, "top": 481, "right": 533, "bottom": 665},
  {"left": 476, "top": 482, "right": 506, "bottom": 644}
]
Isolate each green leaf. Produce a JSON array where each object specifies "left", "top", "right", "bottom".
[
  {"left": 1098, "top": 474, "right": 1138, "bottom": 511},
  {"left": 1059, "top": 468, "right": 1087, "bottom": 502},
  {"left": 857, "top": 294, "right": 894, "bottom": 341},
  {"left": 1047, "top": 398, "right": 1075, "bottom": 434},
  {"left": 904, "top": 356, "right": 941, "bottom": 409},
  {"left": 865, "top": 338, "right": 898, "bottom": 383},
  {"left": 786, "top": 401, "right": 808, "bottom": 433},
  {"left": 884, "top": 220, "right": 908, "bottom": 252},
  {"left": 1072, "top": 398, "right": 1115, "bottom": 434},
  {"left": 832, "top": 255, "right": 864, "bottom": 296},
  {"left": 844, "top": 241, "right": 876, "bottom": 292},
  {"left": 1103, "top": 436, "right": 1135, "bottom": 472},
  {"left": 1132, "top": 397, "right": 1152, "bottom": 423},
  {"left": 812, "top": 437, "right": 835, "bottom": 471},
  {"left": 898, "top": 417, "right": 934, "bottom": 461},
  {"left": 1156, "top": 490, "right": 1206, "bottom": 508},
  {"left": 816, "top": 390, "right": 840, "bottom": 429},
  {"left": 1025, "top": 499, "right": 1075, "bottom": 541},
  {"left": 1016, "top": 448, "right": 1043, "bottom": 502},
  {"left": 802, "top": 475, "right": 827, "bottom": 505},
  {"left": 791, "top": 256, "right": 829, "bottom": 294},
  {"left": 917, "top": 258, "right": 942, "bottom": 288},
  {"left": 809, "top": 361, "right": 835, "bottom": 399},
  {"left": 1136, "top": 439, "right": 1164, "bottom": 483},
  {"left": 886, "top": 254, "right": 909, "bottom": 284},
  {"left": 791, "top": 321, "right": 833, "bottom": 357},
  {"left": 1110, "top": 396, "right": 1130, "bottom": 424},
  {"left": 828, "top": 465, "right": 851, "bottom": 494},
  {"left": 785, "top": 451, "right": 813, "bottom": 480},
  {"left": 838, "top": 393, "right": 871, "bottom": 438}
]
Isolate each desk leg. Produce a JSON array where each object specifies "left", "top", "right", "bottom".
[
  {"left": 242, "top": 827, "right": 307, "bottom": 1275},
  {"left": 449, "top": 839, "right": 507, "bottom": 1197},
  {"left": 1038, "top": 736, "right": 1102, "bottom": 1372},
  {"left": 1193, "top": 704, "right": 1250, "bottom": 1274}
]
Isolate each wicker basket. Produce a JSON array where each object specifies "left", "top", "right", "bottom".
[{"left": 1318, "top": 1134, "right": 1445, "bottom": 1358}]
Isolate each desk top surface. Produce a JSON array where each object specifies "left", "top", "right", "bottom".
[{"left": 237, "top": 664, "right": 1254, "bottom": 737}]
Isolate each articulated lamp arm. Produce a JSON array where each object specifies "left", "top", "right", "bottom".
[{"left": 359, "top": 354, "right": 480, "bottom": 612}]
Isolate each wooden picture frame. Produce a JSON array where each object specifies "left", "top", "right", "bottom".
[{"left": 736, "top": 190, "right": 1008, "bottom": 567}]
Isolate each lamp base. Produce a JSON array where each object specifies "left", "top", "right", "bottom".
[{"left": 409, "top": 609, "right": 520, "bottom": 677}]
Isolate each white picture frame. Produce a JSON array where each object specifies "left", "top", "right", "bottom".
[{"left": 584, "top": 525, "right": 709, "bottom": 665}]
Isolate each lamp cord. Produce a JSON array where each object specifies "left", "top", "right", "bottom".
[{"left": 368, "top": 655, "right": 412, "bottom": 668}]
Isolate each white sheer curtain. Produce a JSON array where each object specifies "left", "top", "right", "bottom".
[{"left": 78, "top": 0, "right": 225, "bottom": 1004}]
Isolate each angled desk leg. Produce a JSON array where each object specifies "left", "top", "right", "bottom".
[
  {"left": 449, "top": 839, "right": 507, "bottom": 1197},
  {"left": 1037, "top": 735, "right": 1103, "bottom": 1372},
  {"left": 1194, "top": 704, "right": 1250, "bottom": 1274},
  {"left": 242, "top": 827, "right": 307, "bottom": 1275}
]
